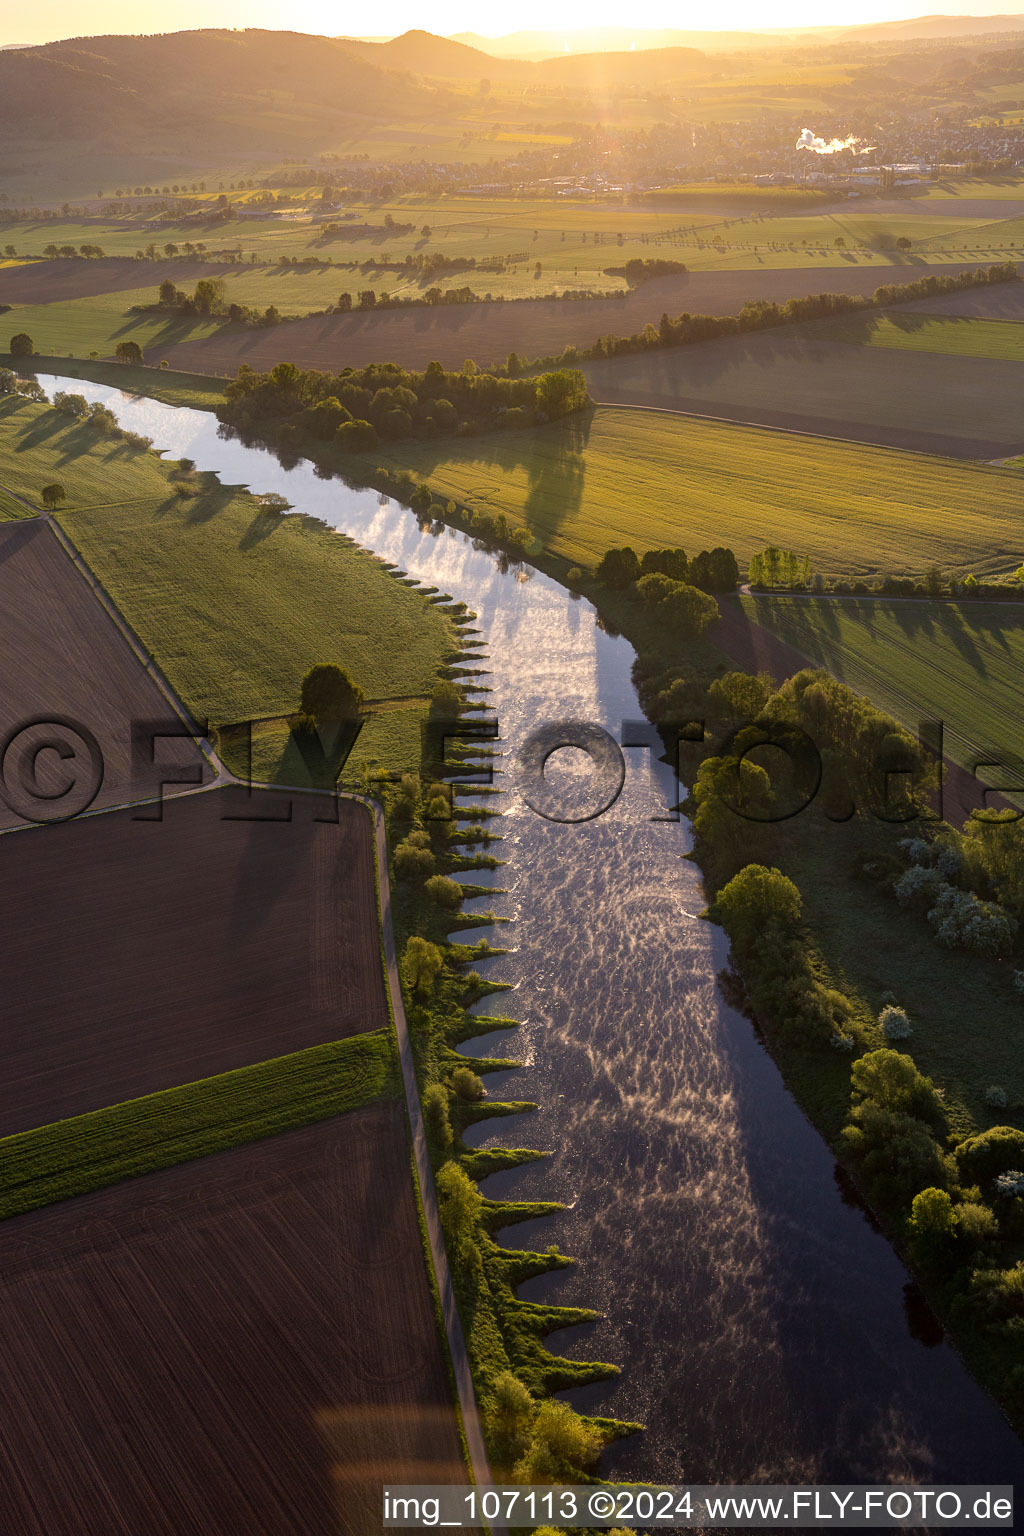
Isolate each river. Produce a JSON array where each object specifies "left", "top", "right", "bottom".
[{"left": 39, "top": 374, "right": 1024, "bottom": 1494}]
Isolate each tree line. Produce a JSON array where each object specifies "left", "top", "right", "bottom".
[{"left": 218, "top": 358, "right": 591, "bottom": 454}]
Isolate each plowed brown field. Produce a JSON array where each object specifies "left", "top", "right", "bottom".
[
  {"left": 0, "top": 518, "right": 209, "bottom": 829},
  {"left": 0, "top": 786, "right": 387, "bottom": 1133},
  {"left": 0, "top": 1106, "right": 462, "bottom": 1535}
]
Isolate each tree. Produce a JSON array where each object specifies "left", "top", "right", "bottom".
[
  {"left": 451, "top": 1065, "right": 485, "bottom": 1100},
  {"left": 41, "top": 483, "right": 66, "bottom": 510},
  {"left": 596, "top": 546, "right": 640, "bottom": 589},
  {"left": 0, "top": 368, "right": 17, "bottom": 394},
  {"left": 689, "top": 546, "right": 739, "bottom": 592},
  {"left": 710, "top": 864, "right": 802, "bottom": 951},
  {"left": 908, "top": 1187, "right": 957, "bottom": 1263},
  {"left": 192, "top": 277, "right": 224, "bottom": 315},
  {"left": 9, "top": 333, "right": 34, "bottom": 358},
  {"left": 299, "top": 663, "right": 363, "bottom": 723},
  {"left": 641, "top": 547, "right": 688, "bottom": 581},
  {"left": 426, "top": 874, "right": 463, "bottom": 910},
  {"left": 158, "top": 278, "right": 178, "bottom": 305},
  {"left": 115, "top": 340, "right": 143, "bottom": 364},
  {"left": 402, "top": 935, "right": 443, "bottom": 996},
  {"left": 850, "top": 1049, "right": 939, "bottom": 1120},
  {"left": 896, "top": 236, "right": 912, "bottom": 250}
]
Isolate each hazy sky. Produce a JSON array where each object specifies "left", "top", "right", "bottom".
[{"left": 4, "top": 0, "right": 1023, "bottom": 47}]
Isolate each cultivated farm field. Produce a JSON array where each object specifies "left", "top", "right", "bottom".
[
  {"left": 736, "top": 594, "right": 1024, "bottom": 784},
  {"left": 0, "top": 788, "right": 388, "bottom": 1134},
  {"left": 0, "top": 1106, "right": 463, "bottom": 1535},
  {"left": 0, "top": 518, "right": 210, "bottom": 826},
  {"left": 373, "top": 407, "right": 1024, "bottom": 580},
  {"left": 803, "top": 309, "right": 1024, "bottom": 363},
  {"left": 147, "top": 259, "right": 998, "bottom": 375},
  {"left": 582, "top": 328, "right": 1024, "bottom": 456}
]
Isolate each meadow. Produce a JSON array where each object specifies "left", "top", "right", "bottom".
[
  {"left": 371, "top": 406, "right": 1024, "bottom": 580},
  {"left": 0, "top": 394, "right": 456, "bottom": 777}
]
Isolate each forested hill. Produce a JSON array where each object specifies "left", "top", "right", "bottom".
[{"left": 0, "top": 30, "right": 439, "bottom": 148}]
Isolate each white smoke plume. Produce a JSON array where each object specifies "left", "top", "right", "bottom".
[{"left": 795, "top": 127, "right": 875, "bottom": 155}]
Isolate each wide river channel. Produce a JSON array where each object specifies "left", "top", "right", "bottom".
[{"left": 43, "top": 375, "right": 1024, "bottom": 1498}]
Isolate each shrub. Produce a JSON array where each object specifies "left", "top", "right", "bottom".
[
  {"left": 957, "top": 1200, "right": 999, "bottom": 1247},
  {"left": 511, "top": 1399, "right": 602, "bottom": 1482},
  {"left": 451, "top": 1066, "right": 486, "bottom": 1101},
  {"left": 879, "top": 1004, "right": 912, "bottom": 1040},
  {"left": 995, "top": 1170, "right": 1024, "bottom": 1197},
  {"left": 893, "top": 865, "right": 947, "bottom": 909},
  {"left": 566, "top": 566, "right": 584, "bottom": 585},
  {"left": 123, "top": 431, "right": 152, "bottom": 452},
  {"left": 0, "top": 367, "right": 16, "bottom": 394},
  {"left": 928, "top": 886, "right": 1018, "bottom": 955},
  {"left": 423, "top": 1082, "right": 453, "bottom": 1157},
  {"left": 985, "top": 1085, "right": 1009, "bottom": 1108},
  {"left": 394, "top": 840, "right": 435, "bottom": 879},
  {"left": 957, "top": 1127, "right": 1024, "bottom": 1185},
  {"left": 425, "top": 874, "right": 463, "bottom": 910},
  {"left": 435, "top": 1161, "right": 481, "bottom": 1259},
  {"left": 488, "top": 1372, "right": 534, "bottom": 1470},
  {"left": 9, "top": 332, "right": 34, "bottom": 357}
]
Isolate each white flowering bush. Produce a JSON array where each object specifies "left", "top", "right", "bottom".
[
  {"left": 995, "top": 1170, "right": 1024, "bottom": 1197},
  {"left": 893, "top": 865, "right": 948, "bottom": 908},
  {"left": 935, "top": 845, "right": 962, "bottom": 879},
  {"left": 985, "top": 1085, "right": 1009, "bottom": 1108},
  {"left": 928, "top": 886, "right": 1018, "bottom": 955},
  {"left": 899, "top": 836, "right": 931, "bottom": 864},
  {"left": 879, "top": 1004, "right": 913, "bottom": 1040}
]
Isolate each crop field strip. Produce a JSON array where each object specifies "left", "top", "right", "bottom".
[
  {"left": 0, "top": 1029, "right": 398, "bottom": 1220},
  {"left": 581, "top": 331, "right": 1024, "bottom": 457},
  {"left": 373, "top": 407, "right": 1024, "bottom": 580},
  {"left": 0, "top": 787, "right": 388, "bottom": 1134},
  {"left": 0, "top": 1107, "right": 464, "bottom": 1536},
  {"left": 0, "top": 517, "right": 210, "bottom": 827}
]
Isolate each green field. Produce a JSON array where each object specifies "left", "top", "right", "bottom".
[
  {"left": 0, "top": 1030, "right": 399, "bottom": 1221},
  {"left": 0, "top": 395, "right": 456, "bottom": 777},
  {"left": 805, "top": 309, "right": 1024, "bottom": 361},
  {"left": 369, "top": 406, "right": 1024, "bottom": 580},
  {"left": 738, "top": 594, "right": 1024, "bottom": 778}
]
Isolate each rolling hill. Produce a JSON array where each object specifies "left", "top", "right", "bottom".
[{"left": 0, "top": 29, "right": 438, "bottom": 150}]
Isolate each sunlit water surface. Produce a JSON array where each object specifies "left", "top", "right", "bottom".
[{"left": 46, "top": 376, "right": 1024, "bottom": 1491}]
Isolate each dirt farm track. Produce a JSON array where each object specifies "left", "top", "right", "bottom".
[
  {"left": 147, "top": 261, "right": 997, "bottom": 375},
  {"left": 0, "top": 787, "right": 388, "bottom": 1133},
  {"left": 0, "top": 1106, "right": 463, "bottom": 1536}
]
